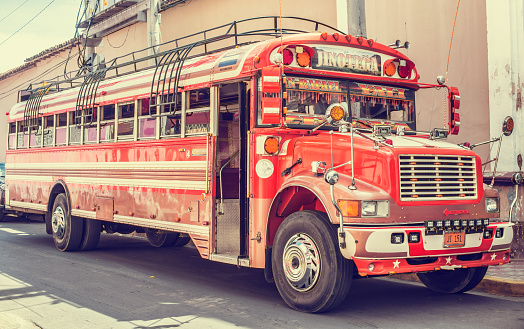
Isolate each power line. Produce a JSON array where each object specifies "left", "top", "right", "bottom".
[
  {"left": 0, "top": 0, "right": 56, "bottom": 48},
  {"left": 0, "top": 0, "right": 31, "bottom": 25}
]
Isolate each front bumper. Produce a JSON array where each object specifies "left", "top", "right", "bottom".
[{"left": 343, "top": 222, "right": 513, "bottom": 276}]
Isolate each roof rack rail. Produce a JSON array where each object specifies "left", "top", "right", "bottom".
[{"left": 21, "top": 16, "right": 342, "bottom": 124}]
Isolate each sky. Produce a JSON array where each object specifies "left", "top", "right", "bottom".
[{"left": 0, "top": 0, "right": 80, "bottom": 74}]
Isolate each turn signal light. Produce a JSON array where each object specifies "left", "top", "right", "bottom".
[
  {"left": 264, "top": 137, "right": 279, "bottom": 155},
  {"left": 338, "top": 200, "right": 359, "bottom": 217},
  {"left": 330, "top": 105, "right": 345, "bottom": 121}
]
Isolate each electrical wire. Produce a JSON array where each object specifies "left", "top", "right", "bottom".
[
  {"left": 0, "top": 0, "right": 56, "bottom": 48},
  {"left": 64, "top": 0, "right": 90, "bottom": 79},
  {"left": 106, "top": 26, "right": 131, "bottom": 49},
  {"left": 445, "top": 0, "right": 461, "bottom": 83},
  {"left": 0, "top": 0, "right": 30, "bottom": 25}
]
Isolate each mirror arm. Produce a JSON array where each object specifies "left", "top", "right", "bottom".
[{"left": 488, "top": 133, "right": 504, "bottom": 188}]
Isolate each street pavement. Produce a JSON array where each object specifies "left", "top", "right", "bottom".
[{"left": 1, "top": 217, "right": 523, "bottom": 329}]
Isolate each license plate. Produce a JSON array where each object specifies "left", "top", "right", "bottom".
[{"left": 443, "top": 231, "right": 466, "bottom": 248}]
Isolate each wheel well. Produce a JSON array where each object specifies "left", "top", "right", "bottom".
[
  {"left": 266, "top": 186, "right": 329, "bottom": 247},
  {"left": 45, "top": 180, "right": 70, "bottom": 234}
]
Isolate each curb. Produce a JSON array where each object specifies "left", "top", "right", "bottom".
[
  {"left": 0, "top": 313, "right": 40, "bottom": 329},
  {"left": 390, "top": 273, "right": 524, "bottom": 297}
]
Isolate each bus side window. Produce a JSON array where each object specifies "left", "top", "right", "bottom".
[
  {"left": 186, "top": 88, "right": 210, "bottom": 135},
  {"left": 139, "top": 98, "right": 157, "bottom": 139},
  {"left": 17, "top": 122, "right": 28, "bottom": 148},
  {"left": 69, "top": 112, "right": 81, "bottom": 144},
  {"left": 43, "top": 115, "right": 54, "bottom": 147},
  {"left": 8, "top": 122, "right": 16, "bottom": 149},
  {"left": 117, "top": 102, "right": 135, "bottom": 140},
  {"left": 56, "top": 113, "right": 67, "bottom": 145},
  {"left": 84, "top": 107, "right": 98, "bottom": 144},
  {"left": 100, "top": 104, "right": 115, "bottom": 142}
]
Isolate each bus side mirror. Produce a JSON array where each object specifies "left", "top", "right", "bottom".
[
  {"left": 449, "top": 87, "right": 460, "bottom": 135},
  {"left": 503, "top": 116, "right": 514, "bottom": 136},
  {"left": 260, "top": 66, "right": 282, "bottom": 125}
]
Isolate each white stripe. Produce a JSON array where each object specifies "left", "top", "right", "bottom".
[
  {"left": 66, "top": 177, "right": 206, "bottom": 190},
  {"left": 6, "top": 161, "right": 207, "bottom": 171},
  {"left": 8, "top": 175, "right": 54, "bottom": 183},
  {"left": 113, "top": 215, "right": 209, "bottom": 236},
  {"left": 9, "top": 201, "right": 47, "bottom": 212},
  {"left": 71, "top": 209, "right": 96, "bottom": 219},
  {"left": 263, "top": 107, "right": 280, "bottom": 114}
]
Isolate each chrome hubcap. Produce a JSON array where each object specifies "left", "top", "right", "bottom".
[
  {"left": 282, "top": 233, "right": 321, "bottom": 292},
  {"left": 52, "top": 206, "right": 66, "bottom": 239}
]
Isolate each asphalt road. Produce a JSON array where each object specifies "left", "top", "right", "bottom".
[{"left": 0, "top": 217, "right": 523, "bottom": 329}]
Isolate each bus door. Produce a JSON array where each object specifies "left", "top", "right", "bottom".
[{"left": 214, "top": 82, "right": 249, "bottom": 259}]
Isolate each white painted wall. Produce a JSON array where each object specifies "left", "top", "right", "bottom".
[{"left": 486, "top": 0, "right": 523, "bottom": 174}]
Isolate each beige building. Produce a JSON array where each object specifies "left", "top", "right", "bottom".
[{"left": 1, "top": 0, "right": 522, "bottom": 254}]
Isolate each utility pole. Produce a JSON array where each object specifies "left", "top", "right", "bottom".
[
  {"left": 148, "top": 0, "right": 161, "bottom": 65},
  {"left": 336, "top": 0, "right": 367, "bottom": 37}
]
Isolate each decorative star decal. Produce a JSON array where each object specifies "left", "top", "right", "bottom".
[
  {"left": 491, "top": 253, "right": 496, "bottom": 261},
  {"left": 446, "top": 256, "right": 452, "bottom": 264},
  {"left": 393, "top": 260, "right": 400, "bottom": 268}
]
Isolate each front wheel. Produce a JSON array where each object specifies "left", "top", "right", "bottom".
[
  {"left": 272, "top": 210, "right": 352, "bottom": 313},
  {"left": 417, "top": 267, "right": 488, "bottom": 293}
]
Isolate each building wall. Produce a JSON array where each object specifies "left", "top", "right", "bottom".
[{"left": 366, "top": 0, "right": 491, "bottom": 163}]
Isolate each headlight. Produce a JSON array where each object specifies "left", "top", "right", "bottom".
[
  {"left": 485, "top": 198, "right": 499, "bottom": 213},
  {"left": 361, "top": 201, "right": 377, "bottom": 216}
]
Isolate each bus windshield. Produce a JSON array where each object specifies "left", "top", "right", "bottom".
[{"left": 284, "top": 76, "right": 416, "bottom": 130}]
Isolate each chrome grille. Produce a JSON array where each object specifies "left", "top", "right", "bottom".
[{"left": 399, "top": 155, "right": 477, "bottom": 201}]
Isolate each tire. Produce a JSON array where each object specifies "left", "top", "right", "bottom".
[
  {"left": 145, "top": 228, "right": 179, "bottom": 247},
  {"left": 51, "top": 194, "right": 83, "bottom": 251},
  {"left": 272, "top": 210, "right": 353, "bottom": 313},
  {"left": 417, "top": 266, "right": 488, "bottom": 293},
  {"left": 172, "top": 233, "right": 191, "bottom": 247},
  {"left": 79, "top": 218, "right": 102, "bottom": 251}
]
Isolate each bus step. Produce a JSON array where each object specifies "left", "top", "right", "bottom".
[{"left": 209, "top": 253, "right": 249, "bottom": 267}]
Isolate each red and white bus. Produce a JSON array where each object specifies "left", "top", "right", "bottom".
[{"left": 3, "top": 17, "right": 514, "bottom": 312}]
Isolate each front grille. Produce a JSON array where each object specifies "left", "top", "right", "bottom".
[{"left": 399, "top": 155, "right": 477, "bottom": 201}]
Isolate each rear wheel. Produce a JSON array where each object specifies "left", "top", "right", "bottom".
[
  {"left": 51, "top": 194, "right": 83, "bottom": 251},
  {"left": 272, "top": 210, "right": 352, "bottom": 313},
  {"left": 417, "top": 267, "right": 488, "bottom": 293},
  {"left": 145, "top": 228, "right": 179, "bottom": 247},
  {"left": 173, "top": 233, "right": 191, "bottom": 247},
  {"left": 79, "top": 218, "right": 101, "bottom": 251}
]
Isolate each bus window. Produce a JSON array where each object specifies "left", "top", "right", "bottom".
[
  {"left": 17, "top": 122, "right": 28, "bottom": 148},
  {"left": 117, "top": 103, "right": 135, "bottom": 140},
  {"left": 83, "top": 107, "right": 98, "bottom": 144},
  {"left": 56, "top": 113, "right": 67, "bottom": 145},
  {"left": 69, "top": 112, "right": 81, "bottom": 144},
  {"left": 43, "top": 115, "right": 54, "bottom": 147},
  {"left": 139, "top": 98, "right": 157, "bottom": 139},
  {"left": 100, "top": 104, "right": 115, "bottom": 142},
  {"left": 8, "top": 122, "right": 16, "bottom": 149},
  {"left": 160, "top": 115, "right": 181, "bottom": 137},
  {"left": 186, "top": 88, "right": 210, "bottom": 135}
]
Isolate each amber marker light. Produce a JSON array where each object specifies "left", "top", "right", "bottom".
[
  {"left": 338, "top": 200, "right": 359, "bottom": 217},
  {"left": 357, "top": 36, "right": 364, "bottom": 45},
  {"left": 384, "top": 62, "right": 396, "bottom": 76},
  {"left": 332, "top": 33, "right": 339, "bottom": 41},
  {"left": 321, "top": 32, "right": 328, "bottom": 40},
  {"left": 330, "top": 105, "right": 345, "bottom": 122},
  {"left": 345, "top": 34, "right": 352, "bottom": 42},
  {"left": 296, "top": 51, "right": 311, "bottom": 67},
  {"left": 264, "top": 137, "right": 279, "bottom": 155},
  {"left": 367, "top": 39, "right": 374, "bottom": 47}
]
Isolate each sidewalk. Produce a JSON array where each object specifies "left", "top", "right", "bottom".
[{"left": 393, "top": 259, "right": 524, "bottom": 297}]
